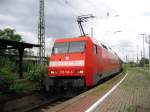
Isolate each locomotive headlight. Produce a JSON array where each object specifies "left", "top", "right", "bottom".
[
  {"left": 77, "top": 70, "right": 84, "bottom": 74},
  {"left": 50, "top": 71, "right": 55, "bottom": 74}
]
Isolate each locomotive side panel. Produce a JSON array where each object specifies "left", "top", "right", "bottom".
[
  {"left": 84, "top": 39, "right": 94, "bottom": 87},
  {"left": 90, "top": 38, "right": 122, "bottom": 83},
  {"left": 100, "top": 47, "right": 121, "bottom": 79},
  {"left": 92, "top": 44, "right": 103, "bottom": 85}
]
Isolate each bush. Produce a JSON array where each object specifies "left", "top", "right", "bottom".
[
  {"left": 23, "top": 61, "right": 35, "bottom": 73},
  {"left": 139, "top": 58, "right": 149, "bottom": 67},
  {"left": 0, "top": 57, "right": 17, "bottom": 94},
  {"left": 27, "top": 64, "right": 47, "bottom": 89},
  {"left": 9, "top": 80, "right": 36, "bottom": 93},
  {"left": 0, "top": 56, "right": 48, "bottom": 94},
  {"left": 10, "top": 82, "right": 26, "bottom": 93}
]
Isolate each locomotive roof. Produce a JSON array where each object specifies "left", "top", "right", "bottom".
[
  {"left": 54, "top": 36, "right": 91, "bottom": 42},
  {"left": 54, "top": 36, "right": 120, "bottom": 58},
  {"left": 54, "top": 36, "right": 103, "bottom": 45},
  {"left": 54, "top": 36, "right": 109, "bottom": 50}
]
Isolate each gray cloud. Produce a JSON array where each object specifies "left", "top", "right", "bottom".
[
  {"left": 0, "top": 0, "right": 38, "bottom": 33},
  {"left": 0, "top": 0, "right": 114, "bottom": 39},
  {"left": 0, "top": 0, "right": 116, "bottom": 56}
]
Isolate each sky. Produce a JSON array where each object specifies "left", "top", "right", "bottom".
[{"left": 0, "top": 0, "right": 150, "bottom": 62}]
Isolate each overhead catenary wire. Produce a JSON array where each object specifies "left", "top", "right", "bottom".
[
  {"left": 59, "top": 0, "right": 117, "bottom": 19},
  {"left": 57, "top": 0, "right": 80, "bottom": 16},
  {"left": 46, "top": 0, "right": 118, "bottom": 37}
]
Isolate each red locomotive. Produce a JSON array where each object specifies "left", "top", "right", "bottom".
[{"left": 47, "top": 36, "right": 122, "bottom": 90}]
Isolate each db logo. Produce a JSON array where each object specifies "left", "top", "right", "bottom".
[{"left": 65, "top": 56, "right": 69, "bottom": 60}]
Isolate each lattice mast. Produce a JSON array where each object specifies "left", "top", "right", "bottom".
[{"left": 38, "top": 0, "right": 45, "bottom": 63}]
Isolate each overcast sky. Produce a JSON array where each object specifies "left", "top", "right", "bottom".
[{"left": 0, "top": 0, "right": 150, "bottom": 62}]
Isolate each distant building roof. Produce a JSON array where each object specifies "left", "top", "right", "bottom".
[
  {"left": 0, "top": 38, "right": 40, "bottom": 78},
  {"left": 0, "top": 38, "right": 40, "bottom": 49}
]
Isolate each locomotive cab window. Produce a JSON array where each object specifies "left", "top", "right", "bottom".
[
  {"left": 94, "top": 45, "right": 97, "bottom": 54},
  {"left": 52, "top": 42, "right": 69, "bottom": 54},
  {"left": 69, "top": 41, "right": 86, "bottom": 53},
  {"left": 52, "top": 41, "right": 86, "bottom": 54}
]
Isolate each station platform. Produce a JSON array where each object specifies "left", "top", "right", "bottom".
[
  {"left": 93, "top": 68, "right": 150, "bottom": 112},
  {"left": 42, "top": 68, "right": 150, "bottom": 112}
]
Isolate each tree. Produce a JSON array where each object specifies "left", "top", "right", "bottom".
[
  {"left": 0, "top": 28, "right": 22, "bottom": 42},
  {"left": 139, "top": 58, "right": 149, "bottom": 67},
  {"left": 128, "top": 61, "right": 137, "bottom": 67},
  {"left": 0, "top": 28, "right": 23, "bottom": 55},
  {"left": 0, "top": 29, "right": 5, "bottom": 36}
]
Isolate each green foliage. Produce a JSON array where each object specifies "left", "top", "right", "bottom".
[
  {"left": 10, "top": 80, "right": 37, "bottom": 93},
  {"left": 22, "top": 61, "right": 34, "bottom": 73},
  {"left": 128, "top": 61, "right": 137, "bottom": 67},
  {"left": 139, "top": 57, "right": 149, "bottom": 67},
  {"left": 0, "top": 57, "right": 17, "bottom": 93},
  {"left": 0, "top": 28, "right": 22, "bottom": 42},
  {"left": 27, "top": 64, "right": 47, "bottom": 89},
  {"left": 0, "top": 57, "right": 47, "bottom": 94},
  {"left": 0, "top": 28, "right": 23, "bottom": 55},
  {"left": 10, "top": 82, "right": 26, "bottom": 93},
  {"left": 127, "top": 106, "right": 137, "bottom": 112}
]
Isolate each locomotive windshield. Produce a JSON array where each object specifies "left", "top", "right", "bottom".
[{"left": 53, "top": 41, "right": 85, "bottom": 54}]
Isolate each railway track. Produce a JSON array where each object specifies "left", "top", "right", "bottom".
[
  {"left": 25, "top": 73, "right": 120, "bottom": 112},
  {"left": 2, "top": 73, "right": 121, "bottom": 112},
  {"left": 2, "top": 87, "right": 87, "bottom": 112},
  {"left": 29, "top": 97, "right": 70, "bottom": 112},
  {"left": 13, "top": 94, "right": 61, "bottom": 112},
  {"left": 27, "top": 89, "right": 87, "bottom": 112}
]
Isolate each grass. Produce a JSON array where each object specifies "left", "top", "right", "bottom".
[
  {"left": 118, "top": 67, "right": 150, "bottom": 94},
  {"left": 132, "top": 67, "right": 149, "bottom": 75},
  {"left": 92, "top": 68, "right": 127, "bottom": 96},
  {"left": 10, "top": 79, "right": 39, "bottom": 93},
  {"left": 0, "top": 57, "right": 47, "bottom": 95},
  {"left": 88, "top": 66, "right": 150, "bottom": 112},
  {"left": 0, "top": 79, "right": 39, "bottom": 96},
  {"left": 127, "top": 105, "right": 137, "bottom": 112},
  {"left": 130, "top": 67, "right": 150, "bottom": 80}
]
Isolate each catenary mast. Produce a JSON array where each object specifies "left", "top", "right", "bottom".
[{"left": 38, "top": 0, "right": 45, "bottom": 63}]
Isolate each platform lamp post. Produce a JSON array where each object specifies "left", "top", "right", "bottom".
[{"left": 145, "top": 35, "right": 150, "bottom": 75}]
